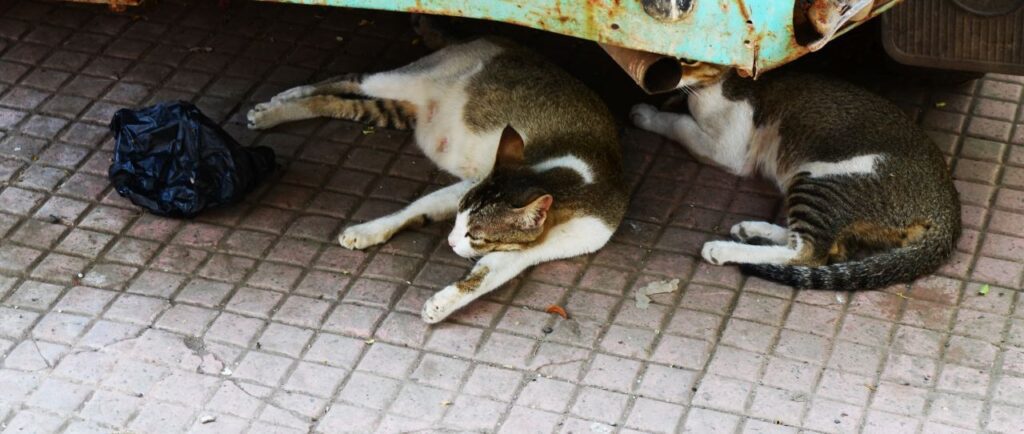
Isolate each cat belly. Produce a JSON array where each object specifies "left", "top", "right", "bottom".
[{"left": 414, "top": 102, "right": 500, "bottom": 181}]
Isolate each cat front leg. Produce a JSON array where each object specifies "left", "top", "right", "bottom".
[
  {"left": 339, "top": 180, "right": 474, "bottom": 250},
  {"left": 422, "top": 216, "right": 614, "bottom": 323},
  {"left": 421, "top": 251, "right": 527, "bottom": 323},
  {"left": 630, "top": 103, "right": 750, "bottom": 174}
]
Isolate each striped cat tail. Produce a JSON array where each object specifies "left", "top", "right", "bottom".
[{"left": 739, "top": 220, "right": 959, "bottom": 291}]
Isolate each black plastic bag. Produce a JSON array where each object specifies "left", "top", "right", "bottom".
[{"left": 108, "top": 101, "right": 275, "bottom": 218}]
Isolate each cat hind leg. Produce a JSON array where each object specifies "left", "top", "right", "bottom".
[
  {"left": 269, "top": 73, "right": 367, "bottom": 103},
  {"left": 731, "top": 221, "right": 789, "bottom": 245},
  {"left": 247, "top": 95, "right": 416, "bottom": 130},
  {"left": 702, "top": 233, "right": 811, "bottom": 266}
]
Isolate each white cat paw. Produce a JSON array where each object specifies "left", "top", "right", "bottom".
[
  {"left": 630, "top": 104, "right": 658, "bottom": 129},
  {"left": 730, "top": 221, "right": 788, "bottom": 245},
  {"left": 701, "top": 241, "right": 737, "bottom": 265},
  {"left": 246, "top": 102, "right": 280, "bottom": 130},
  {"left": 338, "top": 221, "right": 394, "bottom": 250},
  {"left": 421, "top": 286, "right": 462, "bottom": 324}
]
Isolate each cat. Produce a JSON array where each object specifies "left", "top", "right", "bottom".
[
  {"left": 631, "top": 65, "right": 960, "bottom": 290},
  {"left": 247, "top": 34, "right": 627, "bottom": 323}
]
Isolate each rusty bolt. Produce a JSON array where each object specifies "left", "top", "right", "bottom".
[{"left": 641, "top": 0, "right": 694, "bottom": 22}]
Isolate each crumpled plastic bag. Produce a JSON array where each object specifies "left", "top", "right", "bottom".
[{"left": 108, "top": 101, "right": 275, "bottom": 218}]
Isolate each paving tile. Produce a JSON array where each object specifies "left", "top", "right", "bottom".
[
  {"left": 499, "top": 406, "right": 563, "bottom": 434},
  {"left": 2, "top": 408, "right": 64, "bottom": 433},
  {"left": 582, "top": 353, "right": 642, "bottom": 392},
  {"left": 148, "top": 371, "right": 220, "bottom": 406},
  {"left": 682, "top": 408, "right": 741, "bottom": 433},
  {"left": 463, "top": 364, "right": 523, "bottom": 402},
  {"left": 748, "top": 385, "right": 806, "bottom": 426},
  {"left": 410, "top": 353, "right": 470, "bottom": 390},
  {"left": 517, "top": 376, "right": 576, "bottom": 413},
  {"left": 337, "top": 371, "right": 400, "bottom": 409},
  {"left": 442, "top": 394, "right": 505, "bottom": 431},
  {"left": 273, "top": 295, "right": 330, "bottom": 328},
  {"left": 205, "top": 312, "right": 266, "bottom": 347},
  {"left": 128, "top": 401, "right": 195, "bottom": 433},
  {"left": 205, "top": 381, "right": 266, "bottom": 419},
  {"left": 929, "top": 393, "right": 984, "bottom": 429},
  {"left": 356, "top": 342, "right": 419, "bottom": 379},
  {"left": 233, "top": 351, "right": 294, "bottom": 386},
  {"left": 303, "top": 333, "right": 364, "bottom": 369},
  {"left": 283, "top": 361, "right": 346, "bottom": 398},
  {"left": 389, "top": 383, "right": 451, "bottom": 422},
  {"left": 79, "top": 390, "right": 143, "bottom": 426},
  {"left": 570, "top": 386, "right": 629, "bottom": 425},
  {"left": 693, "top": 374, "right": 754, "bottom": 413}
]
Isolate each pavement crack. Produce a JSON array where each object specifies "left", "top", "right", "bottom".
[{"left": 29, "top": 338, "right": 53, "bottom": 369}]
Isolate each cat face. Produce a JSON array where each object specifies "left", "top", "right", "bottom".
[
  {"left": 447, "top": 126, "right": 553, "bottom": 258},
  {"left": 677, "top": 60, "right": 730, "bottom": 88}
]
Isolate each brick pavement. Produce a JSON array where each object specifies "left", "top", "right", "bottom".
[{"left": 0, "top": 0, "right": 1023, "bottom": 433}]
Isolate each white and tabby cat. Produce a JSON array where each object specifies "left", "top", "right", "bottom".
[
  {"left": 631, "top": 65, "right": 960, "bottom": 290},
  {"left": 248, "top": 34, "right": 627, "bottom": 323}
]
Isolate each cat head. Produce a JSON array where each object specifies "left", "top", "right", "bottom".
[
  {"left": 448, "top": 125, "right": 553, "bottom": 258},
  {"left": 676, "top": 59, "right": 731, "bottom": 89}
]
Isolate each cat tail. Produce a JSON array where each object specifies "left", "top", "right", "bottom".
[{"left": 739, "top": 221, "right": 959, "bottom": 291}]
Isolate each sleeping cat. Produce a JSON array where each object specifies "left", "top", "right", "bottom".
[
  {"left": 248, "top": 36, "right": 627, "bottom": 323},
  {"left": 631, "top": 66, "right": 960, "bottom": 290}
]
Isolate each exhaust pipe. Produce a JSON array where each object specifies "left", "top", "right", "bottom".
[{"left": 599, "top": 43, "right": 683, "bottom": 94}]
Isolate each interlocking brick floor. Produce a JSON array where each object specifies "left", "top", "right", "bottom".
[{"left": 1, "top": 0, "right": 1023, "bottom": 433}]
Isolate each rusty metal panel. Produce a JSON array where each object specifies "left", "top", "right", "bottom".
[{"left": 254, "top": 0, "right": 904, "bottom": 76}]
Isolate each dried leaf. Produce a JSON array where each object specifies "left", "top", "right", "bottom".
[
  {"left": 545, "top": 304, "right": 568, "bottom": 319},
  {"left": 635, "top": 278, "right": 680, "bottom": 309},
  {"left": 978, "top": 284, "right": 990, "bottom": 295}
]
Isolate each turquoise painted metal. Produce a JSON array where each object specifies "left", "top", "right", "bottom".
[{"left": 258, "top": 0, "right": 903, "bottom": 76}]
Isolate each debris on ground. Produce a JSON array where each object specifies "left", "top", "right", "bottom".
[
  {"left": 635, "top": 278, "right": 680, "bottom": 309},
  {"left": 978, "top": 284, "right": 990, "bottom": 295},
  {"left": 361, "top": 126, "right": 375, "bottom": 135},
  {"left": 188, "top": 46, "right": 213, "bottom": 53},
  {"left": 545, "top": 305, "right": 568, "bottom": 319},
  {"left": 541, "top": 326, "right": 553, "bottom": 334},
  {"left": 200, "top": 415, "right": 216, "bottom": 424}
]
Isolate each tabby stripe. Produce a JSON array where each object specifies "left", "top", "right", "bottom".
[{"left": 788, "top": 208, "right": 829, "bottom": 233}]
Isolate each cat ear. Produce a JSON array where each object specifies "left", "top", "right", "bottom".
[
  {"left": 495, "top": 124, "right": 525, "bottom": 168},
  {"left": 519, "top": 194, "right": 553, "bottom": 229}
]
